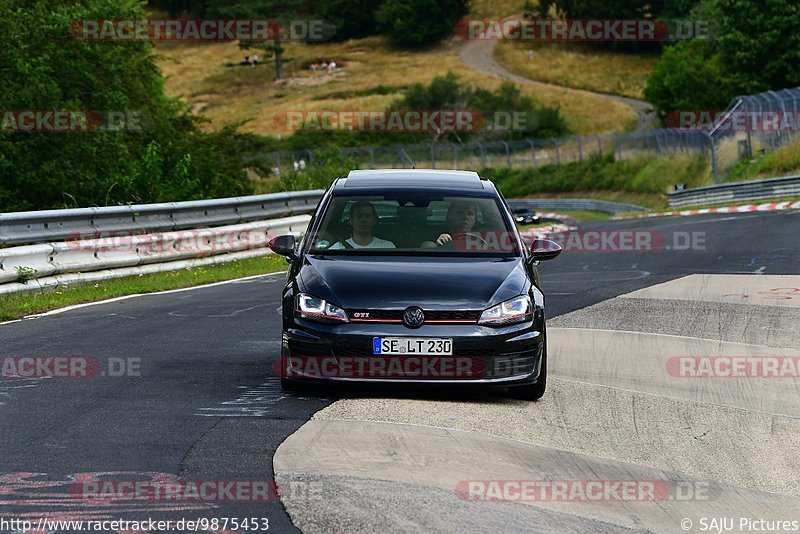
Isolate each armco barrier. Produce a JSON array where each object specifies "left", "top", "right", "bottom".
[
  {"left": 0, "top": 244, "right": 57, "bottom": 284},
  {"left": 0, "top": 248, "right": 279, "bottom": 297},
  {"left": 0, "top": 215, "right": 310, "bottom": 287},
  {"left": 0, "top": 190, "right": 324, "bottom": 246},
  {"left": 507, "top": 199, "right": 645, "bottom": 214},
  {"left": 668, "top": 175, "right": 800, "bottom": 208}
]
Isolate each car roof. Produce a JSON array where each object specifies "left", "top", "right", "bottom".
[{"left": 337, "top": 169, "right": 488, "bottom": 191}]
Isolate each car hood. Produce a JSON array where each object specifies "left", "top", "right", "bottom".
[{"left": 297, "top": 255, "right": 529, "bottom": 310}]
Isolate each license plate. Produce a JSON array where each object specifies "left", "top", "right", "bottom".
[{"left": 373, "top": 337, "right": 453, "bottom": 356}]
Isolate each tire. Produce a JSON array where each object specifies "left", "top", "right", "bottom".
[{"left": 507, "top": 341, "right": 547, "bottom": 401}]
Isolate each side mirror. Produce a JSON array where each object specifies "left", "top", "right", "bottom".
[
  {"left": 530, "top": 238, "right": 562, "bottom": 261},
  {"left": 269, "top": 234, "right": 298, "bottom": 261}
]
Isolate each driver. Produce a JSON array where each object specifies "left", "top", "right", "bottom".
[
  {"left": 330, "top": 200, "right": 396, "bottom": 249},
  {"left": 421, "top": 200, "right": 478, "bottom": 248}
]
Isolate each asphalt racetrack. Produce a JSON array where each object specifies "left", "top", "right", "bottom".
[{"left": 1, "top": 210, "right": 799, "bottom": 533}]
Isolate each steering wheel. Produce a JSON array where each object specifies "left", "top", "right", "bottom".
[
  {"left": 463, "top": 232, "right": 489, "bottom": 246},
  {"left": 458, "top": 232, "right": 489, "bottom": 247}
]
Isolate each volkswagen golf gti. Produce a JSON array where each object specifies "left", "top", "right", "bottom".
[{"left": 268, "top": 169, "right": 561, "bottom": 400}]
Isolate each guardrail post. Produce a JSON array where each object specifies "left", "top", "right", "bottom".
[
  {"left": 577, "top": 137, "right": 583, "bottom": 162},
  {"left": 399, "top": 148, "right": 414, "bottom": 168},
  {"left": 703, "top": 132, "right": 719, "bottom": 184},
  {"left": 501, "top": 141, "right": 512, "bottom": 169},
  {"left": 477, "top": 142, "right": 487, "bottom": 168},
  {"left": 527, "top": 139, "right": 536, "bottom": 167}
]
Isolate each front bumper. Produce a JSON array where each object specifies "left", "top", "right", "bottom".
[{"left": 278, "top": 318, "right": 545, "bottom": 386}]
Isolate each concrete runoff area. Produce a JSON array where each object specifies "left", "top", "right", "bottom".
[
  {"left": 275, "top": 419, "right": 800, "bottom": 534},
  {"left": 549, "top": 328, "right": 800, "bottom": 417},
  {"left": 620, "top": 274, "right": 800, "bottom": 308},
  {"left": 274, "top": 274, "right": 800, "bottom": 532}
]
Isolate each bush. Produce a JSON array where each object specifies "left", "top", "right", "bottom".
[
  {"left": 271, "top": 148, "right": 360, "bottom": 192},
  {"left": 487, "top": 153, "right": 710, "bottom": 198},
  {"left": 384, "top": 72, "right": 569, "bottom": 143},
  {"left": 266, "top": 72, "right": 568, "bottom": 150}
]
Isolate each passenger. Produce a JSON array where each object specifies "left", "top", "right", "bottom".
[{"left": 330, "top": 201, "right": 396, "bottom": 249}]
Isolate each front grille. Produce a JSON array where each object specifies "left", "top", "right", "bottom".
[
  {"left": 347, "top": 309, "right": 480, "bottom": 324},
  {"left": 427, "top": 310, "right": 481, "bottom": 322}
]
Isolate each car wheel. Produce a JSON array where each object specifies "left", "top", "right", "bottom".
[{"left": 507, "top": 340, "right": 547, "bottom": 401}]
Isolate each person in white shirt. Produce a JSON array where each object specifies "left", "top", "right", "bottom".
[{"left": 330, "top": 201, "right": 396, "bottom": 249}]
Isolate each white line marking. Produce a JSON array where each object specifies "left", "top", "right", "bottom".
[{"left": 0, "top": 271, "right": 287, "bottom": 326}]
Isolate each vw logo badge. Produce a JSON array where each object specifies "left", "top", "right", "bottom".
[{"left": 403, "top": 306, "right": 425, "bottom": 328}]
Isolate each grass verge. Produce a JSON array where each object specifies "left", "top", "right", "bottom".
[
  {"left": 547, "top": 210, "right": 614, "bottom": 222},
  {"left": 727, "top": 139, "right": 800, "bottom": 182},
  {"left": 0, "top": 254, "right": 287, "bottom": 322},
  {"left": 485, "top": 153, "right": 711, "bottom": 210},
  {"left": 494, "top": 41, "right": 656, "bottom": 100}
]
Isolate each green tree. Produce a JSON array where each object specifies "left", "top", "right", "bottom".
[
  {"left": 714, "top": 0, "right": 800, "bottom": 92},
  {"left": 147, "top": 0, "right": 209, "bottom": 17},
  {"left": 535, "top": 0, "right": 699, "bottom": 51},
  {"left": 644, "top": 0, "right": 800, "bottom": 121},
  {"left": 644, "top": 40, "right": 732, "bottom": 121},
  {"left": 376, "top": 0, "right": 469, "bottom": 47},
  {"left": 0, "top": 0, "right": 253, "bottom": 211}
]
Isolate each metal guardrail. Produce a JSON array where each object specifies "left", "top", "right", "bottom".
[
  {"left": 0, "top": 216, "right": 311, "bottom": 287},
  {"left": 0, "top": 190, "right": 325, "bottom": 246},
  {"left": 507, "top": 199, "right": 645, "bottom": 214},
  {"left": 667, "top": 175, "right": 800, "bottom": 208}
]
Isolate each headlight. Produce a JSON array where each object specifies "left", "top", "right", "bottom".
[
  {"left": 295, "top": 293, "right": 349, "bottom": 323},
  {"left": 478, "top": 295, "right": 532, "bottom": 326}
]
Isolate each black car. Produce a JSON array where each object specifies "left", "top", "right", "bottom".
[
  {"left": 268, "top": 169, "right": 561, "bottom": 400},
  {"left": 512, "top": 207, "right": 540, "bottom": 225}
]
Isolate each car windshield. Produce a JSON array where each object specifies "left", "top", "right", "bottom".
[{"left": 306, "top": 193, "right": 521, "bottom": 256}]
